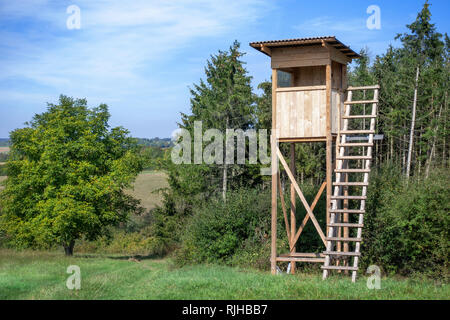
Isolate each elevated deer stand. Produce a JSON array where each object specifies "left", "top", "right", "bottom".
[{"left": 250, "top": 36, "right": 379, "bottom": 281}]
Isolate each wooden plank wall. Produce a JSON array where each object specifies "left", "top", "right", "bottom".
[
  {"left": 331, "top": 89, "right": 345, "bottom": 134},
  {"left": 332, "top": 61, "right": 343, "bottom": 89},
  {"left": 274, "top": 59, "right": 346, "bottom": 139},
  {"left": 276, "top": 88, "right": 327, "bottom": 138},
  {"left": 275, "top": 88, "right": 344, "bottom": 138},
  {"left": 271, "top": 45, "right": 329, "bottom": 69},
  {"left": 293, "top": 66, "right": 325, "bottom": 86}
]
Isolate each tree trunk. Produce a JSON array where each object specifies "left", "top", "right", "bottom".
[
  {"left": 418, "top": 128, "right": 422, "bottom": 177},
  {"left": 63, "top": 240, "right": 75, "bottom": 256},
  {"left": 406, "top": 66, "right": 420, "bottom": 180},
  {"left": 402, "top": 134, "right": 406, "bottom": 169},
  {"left": 425, "top": 102, "right": 443, "bottom": 178},
  {"left": 222, "top": 116, "right": 229, "bottom": 202},
  {"left": 222, "top": 163, "right": 227, "bottom": 201},
  {"left": 442, "top": 92, "right": 447, "bottom": 167},
  {"left": 390, "top": 132, "right": 393, "bottom": 163}
]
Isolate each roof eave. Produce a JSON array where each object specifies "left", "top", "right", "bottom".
[{"left": 249, "top": 36, "right": 360, "bottom": 59}]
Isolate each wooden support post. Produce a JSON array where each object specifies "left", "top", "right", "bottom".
[
  {"left": 325, "top": 63, "right": 332, "bottom": 227},
  {"left": 290, "top": 143, "right": 296, "bottom": 274},
  {"left": 271, "top": 69, "right": 278, "bottom": 275}
]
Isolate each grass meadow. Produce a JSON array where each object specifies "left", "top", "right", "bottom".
[{"left": 0, "top": 249, "right": 448, "bottom": 300}]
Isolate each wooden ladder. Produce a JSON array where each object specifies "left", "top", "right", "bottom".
[{"left": 322, "top": 85, "right": 379, "bottom": 282}]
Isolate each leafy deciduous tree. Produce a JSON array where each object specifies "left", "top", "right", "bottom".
[{"left": 0, "top": 95, "right": 143, "bottom": 255}]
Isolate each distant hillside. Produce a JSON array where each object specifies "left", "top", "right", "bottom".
[
  {"left": 136, "top": 137, "right": 172, "bottom": 148},
  {"left": 0, "top": 138, "right": 10, "bottom": 147},
  {"left": 0, "top": 138, "right": 172, "bottom": 148}
]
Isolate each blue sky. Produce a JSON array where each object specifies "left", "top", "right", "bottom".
[{"left": 0, "top": 0, "right": 448, "bottom": 139}]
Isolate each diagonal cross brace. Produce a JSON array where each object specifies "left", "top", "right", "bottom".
[
  {"left": 290, "top": 181, "right": 327, "bottom": 250},
  {"left": 276, "top": 147, "right": 327, "bottom": 246}
]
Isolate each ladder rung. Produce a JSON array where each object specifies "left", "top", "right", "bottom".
[
  {"left": 331, "top": 196, "right": 367, "bottom": 200},
  {"left": 340, "top": 130, "right": 375, "bottom": 135},
  {"left": 321, "top": 265, "right": 359, "bottom": 271},
  {"left": 276, "top": 257, "right": 325, "bottom": 263},
  {"left": 339, "top": 143, "right": 373, "bottom": 147},
  {"left": 327, "top": 223, "right": 364, "bottom": 228},
  {"left": 280, "top": 253, "right": 325, "bottom": 258},
  {"left": 323, "top": 251, "right": 361, "bottom": 257},
  {"left": 344, "top": 100, "right": 378, "bottom": 105},
  {"left": 329, "top": 209, "right": 365, "bottom": 214},
  {"left": 347, "top": 85, "right": 380, "bottom": 91},
  {"left": 335, "top": 169, "right": 371, "bottom": 173},
  {"left": 326, "top": 237, "right": 362, "bottom": 242},
  {"left": 333, "top": 182, "right": 368, "bottom": 186},
  {"left": 342, "top": 115, "right": 377, "bottom": 119},
  {"left": 336, "top": 156, "right": 371, "bottom": 160}
]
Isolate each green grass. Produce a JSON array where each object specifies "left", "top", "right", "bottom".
[
  {"left": 126, "top": 170, "right": 168, "bottom": 211},
  {"left": 0, "top": 249, "right": 447, "bottom": 300}
]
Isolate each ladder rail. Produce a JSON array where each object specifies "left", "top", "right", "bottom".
[
  {"left": 323, "top": 91, "right": 352, "bottom": 280},
  {"left": 323, "top": 86, "right": 379, "bottom": 282},
  {"left": 351, "top": 88, "right": 378, "bottom": 282}
]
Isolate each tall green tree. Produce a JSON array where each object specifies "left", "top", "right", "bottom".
[
  {"left": 0, "top": 95, "right": 143, "bottom": 255},
  {"left": 255, "top": 81, "right": 272, "bottom": 131},
  {"left": 172, "top": 40, "right": 258, "bottom": 202},
  {"left": 349, "top": 47, "right": 376, "bottom": 86},
  {"left": 365, "top": 1, "right": 449, "bottom": 177},
  {"left": 395, "top": 1, "right": 445, "bottom": 179}
]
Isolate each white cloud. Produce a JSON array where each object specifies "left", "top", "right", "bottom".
[
  {"left": 1, "top": 0, "right": 269, "bottom": 84},
  {"left": 0, "top": 0, "right": 273, "bottom": 136}
]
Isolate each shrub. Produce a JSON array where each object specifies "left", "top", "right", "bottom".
[
  {"left": 362, "top": 166, "right": 449, "bottom": 279},
  {"left": 174, "top": 188, "right": 276, "bottom": 266},
  {"left": 76, "top": 227, "right": 166, "bottom": 256},
  {"left": 174, "top": 183, "right": 332, "bottom": 270}
]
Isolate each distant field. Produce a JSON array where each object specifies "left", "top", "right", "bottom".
[
  {"left": 0, "top": 147, "right": 10, "bottom": 153},
  {"left": 0, "top": 249, "right": 448, "bottom": 300},
  {"left": 126, "top": 170, "right": 168, "bottom": 211},
  {"left": 0, "top": 170, "right": 168, "bottom": 202},
  {"left": 0, "top": 176, "right": 6, "bottom": 191}
]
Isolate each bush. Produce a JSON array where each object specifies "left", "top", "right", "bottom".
[
  {"left": 174, "top": 188, "right": 276, "bottom": 266},
  {"left": 362, "top": 165, "right": 449, "bottom": 279},
  {"left": 174, "top": 183, "right": 332, "bottom": 270},
  {"left": 76, "top": 227, "right": 166, "bottom": 256}
]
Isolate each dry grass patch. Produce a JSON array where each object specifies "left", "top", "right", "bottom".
[
  {"left": 0, "top": 175, "right": 6, "bottom": 191},
  {"left": 127, "top": 170, "right": 168, "bottom": 211}
]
